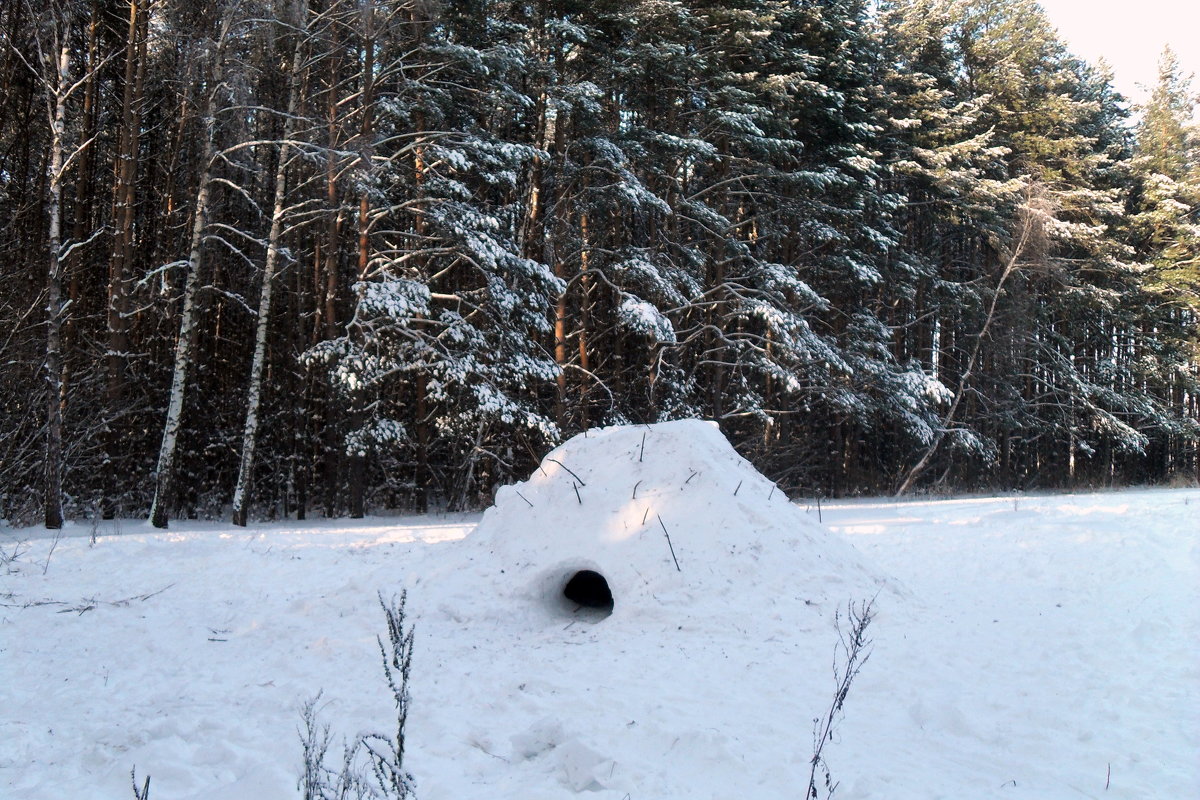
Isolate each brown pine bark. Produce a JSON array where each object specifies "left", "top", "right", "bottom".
[{"left": 102, "top": 0, "right": 148, "bottom": 517}]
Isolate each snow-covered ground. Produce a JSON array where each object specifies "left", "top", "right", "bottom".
[{"left": 2, "top": 423, "right": 1197, "bottom": 800}]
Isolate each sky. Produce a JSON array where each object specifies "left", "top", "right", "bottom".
[{"left": 1036, "top": 0, "right": 1200, "bottom": 110}]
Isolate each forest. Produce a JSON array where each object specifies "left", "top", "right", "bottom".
[{"left": 1, "top": 0, "right": 1197, "bottom": 528}]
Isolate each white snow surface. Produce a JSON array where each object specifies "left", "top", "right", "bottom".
[{"left": 1, "top": 420, "right": 1197, "bottom": 800}]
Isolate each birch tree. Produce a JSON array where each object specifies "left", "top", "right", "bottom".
[
  {"left": 149, "top": 4, "right": 241, "bottom": 529},
  {"left": 231, "top": 6, "right": 306, "bottom": 527},
  {"left": 6, "top": 0, "right": 111, "bottom": 527}
]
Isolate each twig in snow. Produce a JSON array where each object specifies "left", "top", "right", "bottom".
[
  {"left": 26, "top": 583, "right": 176, "bottom": 613},
  {"left": 641, "top": 507, "right": 650, "bottom": 525},
  {"left": 632, "top": 480, "right": 642, "bottom": 500},
  {"left": 131, "top": 768, "right": 150, "bottom": 800},
  {"left": 684, "top": 470, "right": 698, "bottom": 485},
  {"left": 572, "top": 482, "right": 582, "bottom": 504},
  {"left": 816, "top": 496, "right": 822, "bottom": 523},
  {"left": 59, "top": 602, "right": 95, "bottom": 615},
  {"left": 808, "top": 597, "right": 875, "bottom": 800},
  {"left": 468, "top": 738, "right": 510, "bottom": 762},
  {"left": 768, "top": 484, "right": 776, "bottom": 500},
  {"left": 638, "top": 431, "right": 646, "bottom": 462},
  {"left": 121, "top": 584, "right": 176, "bottom": 605},
  {"left": 1, "top": 539, "right": 29, "bottom": 570},
  {"left": 657, "top": 515, "right": 681, "bottom": 572},
  {"left": 42, "top": 526, "right": 63, "bottom": 575},
  {"left": 1105, "top": 763, "right": 1110, "bottom": 791},
  {"left": 734, "top": 480, "right": 742, "bottom": 496},
  {"left": 521, "top": 438, "right": 547, "bottom": 476},
  {"left": 14, "top": 598, "right": 68, "bottom": 609},
  {"left": 546, "top": 458, "right": 586, "bottom": 486},
  {"left": 515, "top": 490, "right": 533, "bottom": 508}
]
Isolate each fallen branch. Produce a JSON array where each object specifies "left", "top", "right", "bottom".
[{"left": 12, "top": 583, "right": 176, "bottom": 612}]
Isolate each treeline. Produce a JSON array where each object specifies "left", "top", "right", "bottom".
[{"left": 1, "top": 0, "right": 1197, "bottom": 527}]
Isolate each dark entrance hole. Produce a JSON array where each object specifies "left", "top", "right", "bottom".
[{"left": 563, "top": 570, "right": 614, "bottom": 615}]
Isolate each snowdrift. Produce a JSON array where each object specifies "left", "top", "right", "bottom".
[
  {"left": 455, "top": 419, "right": 890, "bottom": 627},
  {"left": 407, "top": 420, "right": 895, "bottom": 796}
]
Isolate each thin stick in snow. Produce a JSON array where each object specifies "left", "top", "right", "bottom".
[
  {"left": 734, "top": 480, "right": 742, "bottom": 496},
  {"left": 521, "top": 439, "right": 547, "bottom": 476},
  {"left": 657, "top": 514, "right": 681, "bottom": 572},
  {"left": 131, "top": 768, "right": 150, "bottom": 800},
  {"left": 546, "top": 458, "right": 586, "bottom": 486},
  {"left": 42, "top": 527, "right": 63, "bottom": 575},
  {"left": 632, "top": 480, "right": 641, "bottom": 499},
  {"left": 515, "top": 490, "right": 533, "bottom": 508},
  {"left": 638, "top": 432, "right": 646, "bottom": 462},
  {"left": 572, "top": 482, "right": 582, "bottom": 504}
]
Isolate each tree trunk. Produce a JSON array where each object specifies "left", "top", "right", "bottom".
[
  {"left": 61, "top": 0, "right": 99, "bottom": 420},
  {"left": 149, "top": 15, "right": 232, "bottom": 528},
  {"left": 348, "top": 13, "right": 376, "bottom": 520},
  {"left": 43, "top": 42, "right": 71, "bottom": 530},
  {"left": 102, "top": 0, "right": 148, "bottom": 518},
  {"left": 231, "top": 39, "right": 303, "bottom": 527},
  {"left": 896, "top": 193, "right": 1039, "bottom": 496},
  {"left": 577, "top": 209, "right": 592, "bottom": 429}
]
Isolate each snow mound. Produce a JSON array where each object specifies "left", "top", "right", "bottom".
[{"left": 455, "top": 419, "right": 890, "bottom": 627}]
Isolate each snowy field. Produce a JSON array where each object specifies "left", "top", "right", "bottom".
[{"left": 2, "top": 424, "right": 1197, "bottom": 800}]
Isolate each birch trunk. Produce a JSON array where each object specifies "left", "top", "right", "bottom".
[
  {"left": 43, "top": 43, "right": 70, "bottom": 530},
  {"left": 149, "top": 16, "right": 233, "bottom": 528},
  {"left": 348, "top": 11, "right": 376, "bottom": 520},
  {"left": 231, "top": 41, "right": 303, "bottom": 527},
  {"left": 62, "top": 0, "right": 99, "bottom": 413}
]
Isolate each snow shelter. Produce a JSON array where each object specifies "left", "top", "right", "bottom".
[{"left": 466, "top": 419, "right": 885, "bottom": 627}]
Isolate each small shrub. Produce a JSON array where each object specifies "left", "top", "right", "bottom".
[
  {"left": 807, "top": 597, "right": 875, "bottom": 799},
  {"left": 300, "top": 591, "right": 416, "bottom": 800}
]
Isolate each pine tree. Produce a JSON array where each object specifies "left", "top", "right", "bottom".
[{"left": 1127, "top": 47, "right": 1200, "bottom": 480}]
